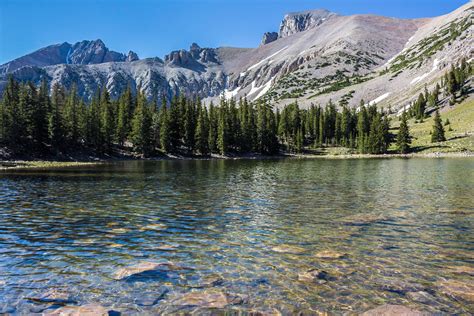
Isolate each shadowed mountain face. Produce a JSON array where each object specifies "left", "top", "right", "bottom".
[
  {"left": 0, "top": 39, "right": 138, "bottom": 75},
  {"left": 0, "top": 2, "right": 472, "bottom": 111}
]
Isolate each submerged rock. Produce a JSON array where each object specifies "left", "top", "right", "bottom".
[
  {"left": 377, "top": 279, "right": 425, "bottom": 295},
  {"left": 437, "top": 279, "right": 474, "bottom": 302},
  {"left": 171, "top": 290, "right": 240, "bottom": 308},
  {"left": 26, "top": 289, "right": 77, "bottom": 305},
  {"left": 361, "top": 304, "right": 430, "bottom": 315},
  {"left": 447, "top": 265, "right": 474, "bottom": 276},
  {"left": 314, "top": 250, "right": 346, "bottom": 259},
  {"left": 340, "top": 214, "right": 388, "bottom": 225},
  {"left": 112, "top": 261, "right": 189, "bottom": 280},
  {"left": 44, "top": 304, "right": 112, "bottom": 316},
  {"left": 298, "top": 269, "right": 328, "bottom": 283},
  {"left": 406, "top": 291, "right": 437, "bottom": 305},
  {"left": 200, "top": 274, "right": 224, "bottom": 287},
  {"left": 271, "top": 245, "right": 306, "bottom": 254},
  {"left": 170, "top": 290, "right": 247, "bottom": 308}
]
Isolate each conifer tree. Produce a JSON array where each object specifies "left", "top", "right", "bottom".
[
  {"left": 100, "top": 88, "right": 115, "bottom": 152},
  {"left": 397, "top": 111, "right": 411, "bottom": 154},
  {"left": 195, "top": 105, "right": 210, "bottom": 155},
  {"left": 116, "top": 85, "right": 133, "bottom": 145},
  {"left": 49, "top": 83, "right": 66, "bottom": 152},
  {"left": 130, "top": 91, "right": 152, "bottom": 156},
  {"left": 431, "top": 110, "right": 446, "bottom": 143},
  {"left": 217, "top": 101, "right": 228, "bottom": 155},
  {"left": 159, "top": 103, "right": 171, "bottom": 153}
]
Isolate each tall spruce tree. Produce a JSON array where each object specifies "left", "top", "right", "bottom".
[
  {"left": 397, "top": 111, "right": 411, "bottom": 154},
  {"left": 431, "top": 110, "right": 446, "bottom": 143}
]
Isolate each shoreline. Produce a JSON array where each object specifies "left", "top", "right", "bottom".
[{"left": 1, "top": 151, "right": 473, "bottom": 170}]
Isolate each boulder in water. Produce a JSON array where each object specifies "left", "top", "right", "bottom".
[{"left": 298, "top": 269, "right": 328, "bottom": 283}]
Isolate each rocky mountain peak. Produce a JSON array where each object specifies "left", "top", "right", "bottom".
[
  {"left": 127, "top": 51, "right": 139, "bottom": 62},
  {"left": 68, "top": 39, "right": 128, "bottom": 64},
  {"left": 278, "top": 9, "right": 337, "bottom": 38}
]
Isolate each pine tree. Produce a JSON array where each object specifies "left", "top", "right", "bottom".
[
  {"left": 397, "top": 111, "right": 411, "bottom": 154},
  {"left": 100, "top": 88, "right": 115, "bottom": 152},
  {"left": 357, "top": 104, "right": 368, "bottom": 153},
  {"left": 431, "top": 110, "right": 446, "bottom": 143},
  {"left": 130, "top": 91, "right": 152, "bottom": 156},
  {"left": 116, "top": 85, "right": 133, "bottom": 145},
  {"left": 217, "top": 101, "right": 228, "bottom": 155},
  {"left": 195, "top": 105, "right": 209, "bottom": 155},
  {"left": 159, "top": 103, "right": 171, "bottom": 153},
  {"left": 183, "top": 97, "right": 196, "bottom": 152},
  {"left": 49, "top": 83, "right": 66, "bottom": 152},
  {"left": 208, "top": 102, "right": 218, "bottom": 153},
  {"left": 64, "top": 84, "right": 80, "bottom": 146},
  {"left": 87, "top": 89, "right": 103, "bottom": 152},
  {"left": 33, "top": 79, "right": 50, "bottom": 148},
  {"left": 0, "top": 76, "right": 20, "bottom": 145}
]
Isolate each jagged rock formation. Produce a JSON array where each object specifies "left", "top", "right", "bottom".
[
  {"left": 278, "top": 9, "right": 338, "bottom": 38},
  {"left": 261, "top": 32, "right": 278, "bottom": 45},
  {"left": 0, "top": 2, "right": 472, "bottom": 112}
]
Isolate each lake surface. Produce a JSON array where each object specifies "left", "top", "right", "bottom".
[{"left": 0, "top": 158, "right": 473, "bottom": 314}]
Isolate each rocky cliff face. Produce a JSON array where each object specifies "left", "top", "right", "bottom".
[
  {"left": 278, "top": 9, "right": 337, "bottom": 38},
  {"left": 261, "top": 32, "right": 278, "bottom": 45}
]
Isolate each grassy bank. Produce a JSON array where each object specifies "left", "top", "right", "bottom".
[
  {"left": 0, "top": 161, "right": 101, "bottom": 170},
  {"left": 391, "top": 98, "right": 474, "bottom": 154}
]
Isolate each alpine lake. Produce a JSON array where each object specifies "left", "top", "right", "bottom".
[{"left": 0, "top": 158, "right": 473, "bottom": 314}]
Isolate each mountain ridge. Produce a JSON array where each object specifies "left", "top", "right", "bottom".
[{"left": 0, "top": 1, "right": 472, "bottom": 113}]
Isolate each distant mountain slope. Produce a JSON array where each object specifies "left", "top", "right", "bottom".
[
  {"left": 0, "top": 1, "right": 472, "bottom": 113},
  {"left": 0, "top": 39, "right": 138, "bottom": 75}
]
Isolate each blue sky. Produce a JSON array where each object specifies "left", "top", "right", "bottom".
[{"left": 0, "top": 0, "right": 468, "bottom": 64}]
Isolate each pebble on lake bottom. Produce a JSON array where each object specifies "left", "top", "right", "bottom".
[
  {"left": 271, "top": 245, "right": 306, "bottom": 254},
  {"left": 314, "top": 250, "right": 346, "bottom": 259},
  {"left": 43, "top": 303, "right": 111, "bottom": 316},
  {"left": 437, "top": 279, "right": 474, "bottom": 302},
  {"left": 361, "top": 304, "right": 431, "bottom": 316}
]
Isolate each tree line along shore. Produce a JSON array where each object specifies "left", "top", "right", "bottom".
[{"left": 0, "top": 59, "right": 471, "bottom": 161}]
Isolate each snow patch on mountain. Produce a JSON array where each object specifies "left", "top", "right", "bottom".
[
  {"left": 66, "top": 47, "right": 72, "bottom": 64},
  {"left": 410, "top": 58, "right": 440, "bottom": 85},
  {"left": 367, "top": 92, "right": 391, "bottom": 106},
  {"left": 223, "top": 86, "right": 241, "bottom": 99},
  {"left": 247, "top": 46, "right": 288, "bottom": 71}
]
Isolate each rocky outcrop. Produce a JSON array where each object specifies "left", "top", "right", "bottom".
[
  {"left": 127, "top": 50, "right": 139, "bottom": 62},
  {"left": 278, "top": 9, "right": 337, "bottom": 38},
  {"left": 261, "top": 32, "right": 278, "bottom": 45},
  {"left": 165, "top": 43, "right": 218, "bottom": 68}
]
